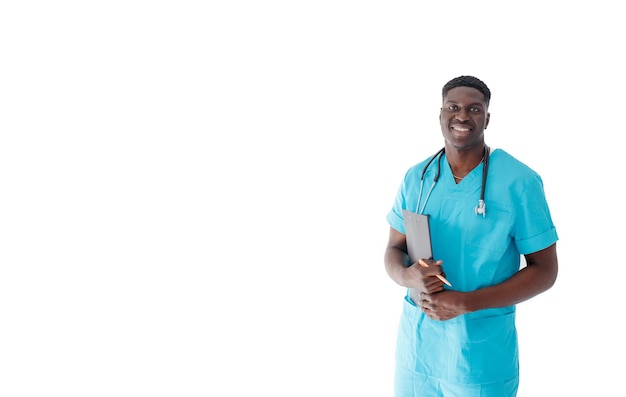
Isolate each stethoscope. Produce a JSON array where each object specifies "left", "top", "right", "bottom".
[{"left": 416, "top": 145, "right": 490, "bottom": 217}]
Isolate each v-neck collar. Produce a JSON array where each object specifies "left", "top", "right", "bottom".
[{"left": 442, "top": 152, "right": 484, "bottom": 193}]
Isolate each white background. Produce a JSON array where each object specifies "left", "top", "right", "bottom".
[{"left": 1, "top": 1, "right": 623, "bottom": 396}]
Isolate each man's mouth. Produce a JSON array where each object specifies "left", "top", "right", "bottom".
[{"left": 451, "top": 125, "right": 472, "bottom": 132}]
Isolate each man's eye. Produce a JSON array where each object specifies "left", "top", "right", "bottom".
[
  {"left": 470, "top": 107, "right": 481, "bottom": 113},
  {"left": 448, "top": 105, "right": 458, "bottom": 111}
]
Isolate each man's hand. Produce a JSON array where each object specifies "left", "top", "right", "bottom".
[
  {"left": 416, "top": 290, "right": 468, "bottom": 321},
  {"left": 403, "top": 259, "right": 446, "bottom": 294}
]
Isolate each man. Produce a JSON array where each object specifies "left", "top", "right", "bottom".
[{"left": 384, "top": 75, "right": 558, "bottom": 396}]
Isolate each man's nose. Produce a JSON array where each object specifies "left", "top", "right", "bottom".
[{"left": 455, "top": 109, "right": 470, "bottom": 121}]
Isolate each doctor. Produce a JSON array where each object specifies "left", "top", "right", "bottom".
[{"left": 384, "top": 75, "right": 559, "bottom": 397}]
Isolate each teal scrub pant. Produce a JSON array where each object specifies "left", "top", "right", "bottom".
[{"left": 395, "top": 366, "right": 519, "bottom": 397}]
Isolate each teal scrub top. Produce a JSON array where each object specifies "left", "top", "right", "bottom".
[{"left": 387, "top": 148, "right": 558, "bottom": 384}]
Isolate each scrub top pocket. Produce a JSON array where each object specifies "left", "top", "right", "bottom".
[{"left": 465, "top": 204, "right": 513, "bottom": 256}]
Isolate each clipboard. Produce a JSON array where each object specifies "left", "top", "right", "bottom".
[
  {"left": 402, "top": 209, "right": 434, "bottom": 264},
  {"left": 402, "top": 209, "right": 434, "bottom": 301}
]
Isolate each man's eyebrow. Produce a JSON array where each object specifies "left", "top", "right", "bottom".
[{"left": 443, "top": 100, "right": 484, "bottom": 106}]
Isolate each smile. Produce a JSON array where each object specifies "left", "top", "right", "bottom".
[{"left": 451, "top": 125, "right": 472, "bottom": 132}]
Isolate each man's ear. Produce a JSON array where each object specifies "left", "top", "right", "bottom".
[{"left": 485, "top": 112, "right": 490, "bottom": 129}]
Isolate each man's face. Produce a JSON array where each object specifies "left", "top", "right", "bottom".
[{"left": 439, "top": 86, "right": 490, "bottom": 150}]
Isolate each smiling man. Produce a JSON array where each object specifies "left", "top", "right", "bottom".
[{"left": 384, "top": 76, "right": 559, "bottom": 397}]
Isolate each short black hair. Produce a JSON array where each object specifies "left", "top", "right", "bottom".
[{"left": 442, "top": 76, "right": 491, "bottom": 106}]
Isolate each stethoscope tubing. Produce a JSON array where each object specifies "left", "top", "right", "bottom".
[{"left": 416, "top": 146, "right": 490, "bottom": 217}]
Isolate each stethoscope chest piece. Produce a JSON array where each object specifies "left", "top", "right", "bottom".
[{"left": 475, "top": 199, "right": 486, "bottom": 217}]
